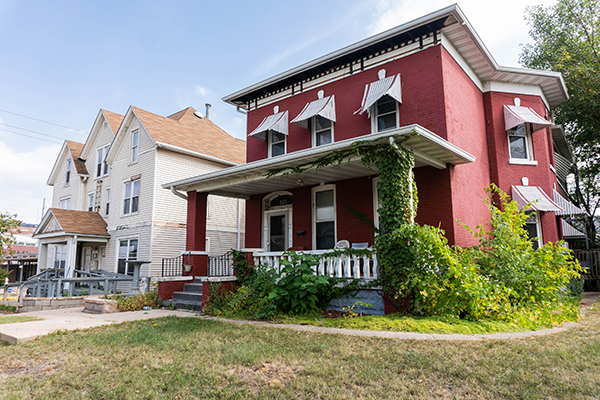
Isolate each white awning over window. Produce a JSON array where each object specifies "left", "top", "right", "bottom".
[
  {"left": 503, "top": 105, "right": 552, "bottom": 133},
  {"left": 552, "top": 189, "right": 587, "bottom": 217},
  {"left": 247, "top": 110, "right": 288, "bottom": 142},
  {"left": 562, "top": 219, "right": 586, "bottom": 239},
  {"left": 291, "top": 95, "right": 336, "bottom": 129},
  {"left": 355, "top": 73, "right": 402, "bottom": 115},
  {"left": 511, "top": 185, "right": 563, "bottom": 212}
]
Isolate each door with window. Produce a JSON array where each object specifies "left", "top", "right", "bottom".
[{"left": 268, "top": 212, "right": 287, "bottom": 251}]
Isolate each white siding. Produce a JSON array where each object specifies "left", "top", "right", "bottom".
[
  {"left": 105, "top": 224, "right": 153, "bottom": 276},
  {"left": 51, "top": 155, "right": 82, "bottom": 210},
  {"left": 150, "top": 224, "right": 186, "bottom": 277}
]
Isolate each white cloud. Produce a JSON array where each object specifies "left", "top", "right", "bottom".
[
  {"left": 174, "top": 85, "right": 213, "bottom": 110},
  {"left": 367, "top": 0, "right": 557, "bottom": 67},
  {"left": 195, "top": 85, "right": 210, "bottom": 96},
  {"left": 0, "top": 140, "right": 60, "bottom": 223}
]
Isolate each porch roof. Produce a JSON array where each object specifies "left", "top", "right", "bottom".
[
  {"left": 163, "top": 124, "right": 476, "bottom": 199},
  {"left": 33, "top": 208, "right": 110, "bottom": 240}
]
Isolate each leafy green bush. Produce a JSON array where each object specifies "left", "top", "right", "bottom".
[
  {"left": 109, "top": 291, "right": 163, "bottom": 311},
  {"left": 0, "top": 304, "right": 17, "bottom": 313}
]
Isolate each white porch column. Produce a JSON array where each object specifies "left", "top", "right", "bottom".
[
  {"left": 37, "top": 243, "right": 48, "bottom": 273},
  {"left": 65, "top": 235, "right": 78, "bottom": 279}
]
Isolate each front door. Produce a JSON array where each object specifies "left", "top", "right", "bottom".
[
  {"left": 268, "top": 213, "right": 287, "bottom": 251},
  {"left": 83, "top": 248, "right": 92, "bottom": 272}
]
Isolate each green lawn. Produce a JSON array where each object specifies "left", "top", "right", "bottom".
[
  {"left": 1, "top": 303, "right": 599, "bottom": 399},
  {"left": 0, "top": 315, "right": 40, "bottom": 324}
]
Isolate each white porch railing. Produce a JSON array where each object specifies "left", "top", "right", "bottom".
[{"left": 253, "top": 250, "right": 378, "bottom": 280}]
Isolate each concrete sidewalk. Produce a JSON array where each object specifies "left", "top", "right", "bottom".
[{"left": 0, "top": 307, "right": 195, "bottom": 344}]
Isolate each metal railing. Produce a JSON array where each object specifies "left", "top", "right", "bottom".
[
  {"left": 208, "top": 251, "right": 235, "bottom": 277},
  {"left": 573, "top": 249, "right": 600, "bottom": 279},
  {"left": 162, "top": 255, "right": 183, "bottom": 277},
  {"left": 253, "top": 250, "right": 378, "bottom": 280}
]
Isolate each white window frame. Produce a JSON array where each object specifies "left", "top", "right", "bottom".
[
  {"left": 268, "top": 130, "right": 286, "bottom": 158},
  {"left": 312, "top": 116, "right": 334, "bottom": 147},
  {"left": 105, "top": 188, "right": 111, "bottom": 216},
  {"left": 87, "top": 192, "right": 94, "bottom": 212},
  {"left": 53, "top": 244, "right": 67, "bottom": 269},
  {"left": 116, "top": 237, "right": 138, "bottom": 276},
  {"left": 371, "top": 95, "right": 399, "bottom": 133},
  {"left": 96, "top": 145, "right": 110, "bottom": 178},
  {"left": 508, "top": 123, "right": 537, "bottom": 165},
  {"left": 312, "top": 184, "right": 337, "bottom": 250},
  {"left": 525, "top": 211, "right": 543, "bottom": 249},
  {"left": 122, "top": 179, "right": 140, "bottom": 216},
  {"left": 65, "top": 159, "right": 72, "bottom": 185},
  {"left": 131, "top": 130, "right": 139, "bottom": 163},
  {"left": 60, "top": 196, "right": 71, "bottom": 210}
]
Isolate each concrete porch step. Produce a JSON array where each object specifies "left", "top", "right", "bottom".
[
  {"left": 162, "top": 298, "right": 202, "bottom": 311},
  {"left": 172, "top": 292, "right": 203, "bottom": 302},
  {"left": 183, "top": 283, "right": 203, "bottom": 293}
]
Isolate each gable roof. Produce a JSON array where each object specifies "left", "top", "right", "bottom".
[
  {"left": 107, "top": 106, "right": 245, "bottom": 165},
  {"left": 80, "top": 109, "right": 124, "bottom": 161},
  {"left": 223, "top": 4, "right": 568, "bottom": 110},
  {"left": 34, "top": 208, "right": 109, "bottom": 237},
  {"left": 65, "top": 140, "right": 87, "bottom": 175}
]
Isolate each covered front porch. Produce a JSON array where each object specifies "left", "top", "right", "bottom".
[{"left": 163, "top": 124, "right": 475, "bottom": 278}]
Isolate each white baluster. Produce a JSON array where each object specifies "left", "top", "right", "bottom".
[{"left": 372, "top": 253, "right": 378, "bottom": 280}]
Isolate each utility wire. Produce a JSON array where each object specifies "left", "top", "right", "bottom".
[
  {"left": 0, "top": 122, "right": 68, "bottom": 141},
  {"left": 0, "top": 108, "right": 87, "bottom": 133},
  {"left": 0, "top": 127, "right": 62, "bottom": 144}
]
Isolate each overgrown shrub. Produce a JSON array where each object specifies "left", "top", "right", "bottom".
[
  {"left": 0, "top": 304, "right": 16, "bottom": 313},
  {"left": 109, "top": 291, "right": 162, "bottom": 311}
]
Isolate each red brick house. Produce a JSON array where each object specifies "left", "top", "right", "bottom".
[{"left": 164, "top": 5, "right": 580, "bottom": 292}]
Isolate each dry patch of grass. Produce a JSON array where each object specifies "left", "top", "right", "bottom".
[
  {"left": 0, "top": 315, "right": 40, "bottom": 324},
  {"left": 0, "top": 303, "right": 598, "bottom": 399}
]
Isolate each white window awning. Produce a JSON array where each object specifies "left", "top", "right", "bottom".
[
  {"left": 562, "top": 219, "right": 586, "bottom": 239},
  {"left": 552, "top": 189, "right": 587, "bottom": 217},
  {"left": 355, "top": 73, "right": 402, "bottom": 115},
  {"left": 291, "top": 95, "right": 336, "bottom": 129},
  {"left": 503, "top": 105, "right": 552, "bottom": 133},
  {"left": 247, "top": 110, "right": 289, "bottom": 142},
  {"left": 511, "top": 185, "right": 563, "bottom": 212}
]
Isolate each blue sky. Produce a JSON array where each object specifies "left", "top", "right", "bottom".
[{"left": 0, "top": 0, "right": 556, "bottom": 223}]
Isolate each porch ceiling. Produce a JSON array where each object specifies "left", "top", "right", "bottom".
[{"left": 164, "top": 124, "right": 476, "bottom": 199}]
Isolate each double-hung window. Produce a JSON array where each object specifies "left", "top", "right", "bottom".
[
  {"left": 105, "top": 189, "right": 111, "bottom": 215},
  {"left": 508, "top": 123, "right": 535, "bottom": 162},
  {"left": 60, "top": 197, "right": 71, "bottom": 210},
  {"left": 54, "top": 245, "right": 67, "bottom": 269},
  {"left": 117, "top": 238, "right": 138, "bottom": 276},
  {"left": 313, "top": 116, "right": 333, "bottom": 147},
  {"left": 97, "top": 146, "right": 110, "bottom": 177},
  {"left": 375, "top": 95, "right": 398, "bottom": 132},
  {"left": 524, "top": 211, "right": 542, "bottom": 249},
  {"left": 66, "top": 159, "right": 72, "bottom": 185},
  {"left": 313, "top": 185, "right": 336, "bottom": 249},
  {"left": 123, "top": 179, "right": 140, "bottom": 215},
  {"left": 131, "top": 130, "right": 139, "bottom": 163},
  {"left": 269, "top": 130, "right": 286, "bottom": 157},
  {"left": 88, "top": 193, "right": 94, "bottom": 212}
]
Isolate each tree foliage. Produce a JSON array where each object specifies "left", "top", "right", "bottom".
[
  {"left": 520, "top": 0, "right": 600, "bottom": 244},
  {"left": 1, "top": 212, "right": 21, "bottom": 264}
]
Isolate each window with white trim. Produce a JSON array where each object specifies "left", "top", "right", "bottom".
[
  {"left": 508, "top": 123, "right": 534, "bottom": 162},
  {"left": 105, "top": 188, "right": 110, "bottom": 215},
  {"left": 54, "top": 245, "right": 67, "bottom": 269},
  {"left": 60, "top": 197, "right": 71, "bottom": 210},
  {"left": 131, "top": 130, "right": 139, "bottom": 163},
  {"left": 313, "top": 185, "right": 336, "bottom": 250},
  {"left": 312, "top": 116, "right": 333, "bottom": 147},
  {"left": 117, "top": 238, "right": 138, "bottom": 275},
  {"left": 374, "top": 95, "right": 398, "bottom": 132},
  {"left": 66, "top": 159, "right": 72, "bottom": 185},
  {"left": 524, "top": 211, "right": 542, "bottom": 249},
  {"left": 123, "top": 179, "right": 140, "bottom": 215},
  {"left": 88, "top": 193, "right": 94, "bottom": 212},
  {"left": 268, "top": 130, "right": 286, "bottom": 157},
  {"left": 96, "top": 145, "right": 110, "bottom": 177}
]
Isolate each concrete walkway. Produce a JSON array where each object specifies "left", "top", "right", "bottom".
[{"left": 1, "top": 293, "right": 597, "bottom": 345}]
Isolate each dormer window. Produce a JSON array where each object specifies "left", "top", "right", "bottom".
[
  {"left": 131, "top": 130, "right": 139, "bottom": 163},
  {"left": 355, "top": 69, "right": 402, "bottom": 133},
  {"left": 66, "top": 159, "right": 72, "bottom": 185},
  {"left": 269, "top": 131, "right": 286, "bottom": 157}
]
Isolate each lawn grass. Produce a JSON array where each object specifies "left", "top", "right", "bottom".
[
  {"left": 278, "top": 313, "right": 531, "bottom": 334},
  {"left": 0, "top": 302, "right": 599, "bottom": 399},
  {"left": 0, "top": 315, "right": 40, "bottom": 324}
]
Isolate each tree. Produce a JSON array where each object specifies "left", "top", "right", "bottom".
[
  {"left": 520, "top": 0, "right": 600, "bottom": 246},
  {"left": 1, "top": 212, "right": 21, "bottom": 281}
]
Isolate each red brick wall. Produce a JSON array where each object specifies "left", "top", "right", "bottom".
[
  {"left": 246, "top": 46, "right": 449, "bottom": 162},
  {"left": 158, "top": 280, "right": 187, "bottom": 300},
  {"left": 483, "top": 91, "right": 559, "bottom": 243}
]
